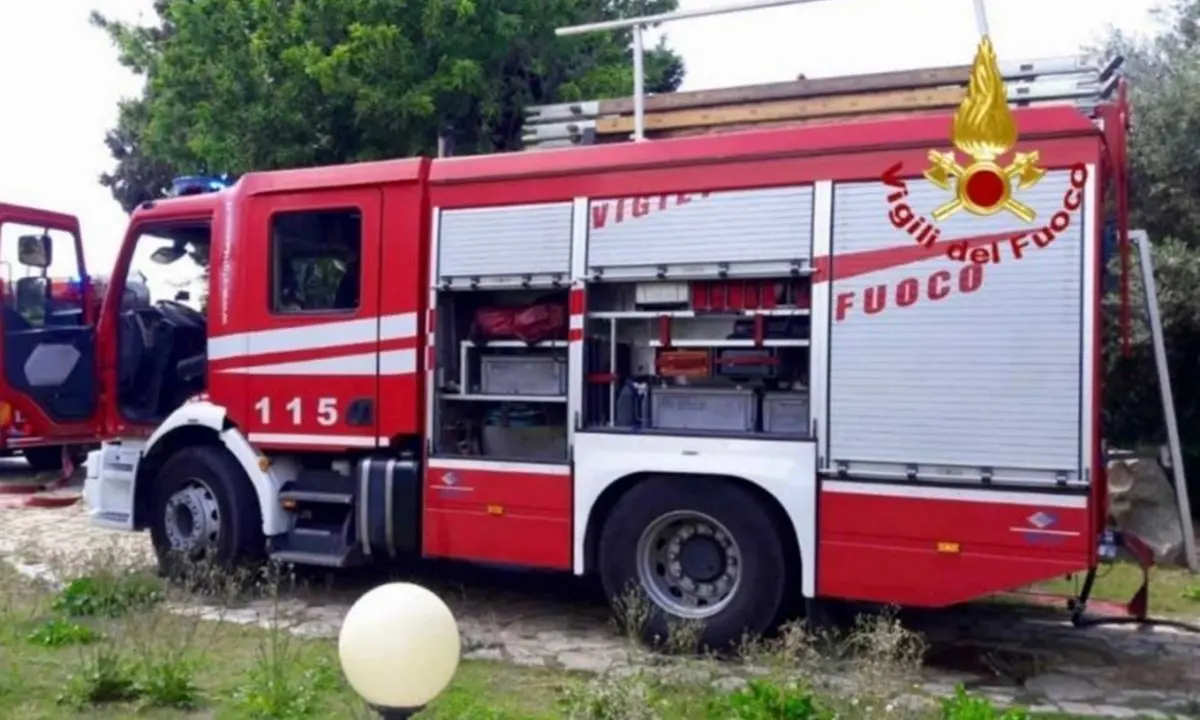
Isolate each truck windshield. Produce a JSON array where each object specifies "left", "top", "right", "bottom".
[{"left": 122, "top": 228, "right": 209, "bottom": 313}]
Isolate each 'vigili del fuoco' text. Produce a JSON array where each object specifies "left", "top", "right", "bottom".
[{"left": 881, "top": 162, "right": 1089, "bottom": 264}]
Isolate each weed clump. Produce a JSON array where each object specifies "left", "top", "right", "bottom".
[
  {"left": 26, "top": 617, "right": 99, "bottom": 647},
  {"left": 52, "top": 571, "right": 163, "bottom": 618}
]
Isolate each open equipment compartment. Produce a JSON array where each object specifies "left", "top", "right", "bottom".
[
  {"left": 429, "top": 202, "right": 573, "bottom": 463},
  {"left": 580, "top": 185, "right": 816, "bottom": 438}
]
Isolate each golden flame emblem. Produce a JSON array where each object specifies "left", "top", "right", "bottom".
[{"left": 924, "top": 36, "right": 1046, "bottom": 222}]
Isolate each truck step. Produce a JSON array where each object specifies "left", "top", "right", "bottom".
[
  {"left": 279, "top": 470, "right": 353, "bottom": 498},
  {"left": 278, "top": 489, "right": 353, "bottom": 505},
  {"left": 269, "top": 457, "right": 423, "bottom": 570},
  {"left": 269, "top": 550, "right": 351, "bottom": 568},
  {"left": 269, "top": 527, "right": 360, "bottom": 568}
]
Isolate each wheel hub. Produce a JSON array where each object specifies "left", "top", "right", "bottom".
[
  {"left": 636, "top": 510, "right": 742, "bottom": 619},
  {"left": 163, "top": 480, "right": 221, "bottom": 553},
  {"left": 678, "top": 534, "right": 725, "bottom": 583}
]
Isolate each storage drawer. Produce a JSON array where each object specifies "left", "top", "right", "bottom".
[
  {"left": 763, "top": 392, "right": 810, "bottom": 434},
  {"left": 480, "top": 355, "right": 567, "bottom": 396},
  {"left": 422, "top": 463, "right": 572, "bottom": 570},
  {"left": 650, "top": 386, "right": 756, "bottom": 432}
]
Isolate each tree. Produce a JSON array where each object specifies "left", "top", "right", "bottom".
[
  {"left": 93, "top": 0, "right": 178, "bottom": 213},
  {"left": 94, "top": 0, "right": 685, "bottom": 194},
  {"left": 97, "top": 98, "right": 176, "bottom": 214},
  {"left": 1101, "top": 0, "right": 1200, "bottom": 249}
]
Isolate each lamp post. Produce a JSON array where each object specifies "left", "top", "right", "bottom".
[{"left": 337, "top": 582, "right": 462, "bottom": 719}]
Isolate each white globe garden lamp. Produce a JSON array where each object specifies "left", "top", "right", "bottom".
[{"left": 338, "top": 582, "right": 462, "bottom": 719}]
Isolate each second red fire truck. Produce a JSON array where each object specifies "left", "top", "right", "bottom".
[
  {"left": 0, "top": 51, "right": 1134, "bottom": 647},
  {"left": 0, "top": 203, "right": 109, "bottom": 472}
]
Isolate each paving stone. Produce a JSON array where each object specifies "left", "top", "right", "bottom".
[
  {"left": 556, "top": 650, "right": 619, "bottom": 673},
  {"left": 1022, "top": 673, "right": 1104, "bottom": 702},
  {"left": 465, "top": 647, "right": 505, "bottom": 662}
]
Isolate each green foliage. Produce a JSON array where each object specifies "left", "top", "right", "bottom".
[
  {"left": 51, "top": 573, "right": 164, "bottom": 618},
  {"left": 230, "top": 645, "right": 339, "bottom": 718},
  {"left": 1102, "top": 239, "right": 1200, "bottom": 451},
  {"left": 939, "top": 685, "right": 1031, "bottom": 720},
  {"left": 1099, "top": 0, "right": 1200, "bottom": 250},
  {"left": 1096, "top": 1, "right": 1200, "bottom": 490},
  {"left": 94, "top": 0, "right": 685, "bottom": 209},
  {"left": 26, "top": 618, "right": 99, "bottom": 648},
  {"left": 713, "top": 679, "right": 834, "bottom": 720},
  {"left": 97, "top": 97, "right": 177, "bottom": 214},
  {"left": 58, "top": 644, "right": 141, "bottom": 708},
  {"left": 138, "top": 654, "right": 203, "bottom": 710},
  {"left": 57, "top": 644, "right": 202, "bottom": 711},
  {"left": 558, "top": 670, "right": 659, "bottom": 720}
]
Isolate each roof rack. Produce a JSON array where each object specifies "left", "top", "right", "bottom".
[{"left": 527, "top": 0, "right": 1124, "bottom": 150}]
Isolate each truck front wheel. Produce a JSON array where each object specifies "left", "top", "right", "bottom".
[
  {"left": 597, "top": 475, "right": 792, "bottom": 650},
  {"left": 148, "top": 446, "right": 264, "bottom": 577}
]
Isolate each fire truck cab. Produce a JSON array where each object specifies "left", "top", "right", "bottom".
[
  {"left": 0, "top": 203, "right": 105, "bottom": 470},
  {"left": 71, "top": 67, "right": 1129, "bottom": 648}
]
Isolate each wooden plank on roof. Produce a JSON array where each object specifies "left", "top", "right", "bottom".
[
  {"left": 626, "top": 109, "right": 950, "bottom": 140},
  {"left": 593, "top": 65, "right": 975, "bottom": 116},
  {"left": 595, "top": 86, "right": 968, "bottom": 135}
]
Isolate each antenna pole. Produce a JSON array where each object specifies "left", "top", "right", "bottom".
[
  {"left": 972, "top": 0, "right": 990, "bottom": 37},
  {"left": 556, "top": 0, "right": 832, "bottom": 142}
]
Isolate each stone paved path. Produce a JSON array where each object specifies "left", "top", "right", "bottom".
[{"left": 2, "top": 496, "right": 1199, "bottom": 718}]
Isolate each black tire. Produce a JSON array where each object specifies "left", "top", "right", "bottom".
[
  {"left": 148, "top": 445, "right": 265, "bottom": 578},
  {"left": 23, "top": 446, "right": 64, "bottom": 473},
  {"left": 67, "top": 446, "right": 89, "bottom": 467},
  {"left": 23, "top": 445, "right": 89, "bottom": 473},
  {"left": 597, "top": 475, "right": 793, "bottom": 651}
]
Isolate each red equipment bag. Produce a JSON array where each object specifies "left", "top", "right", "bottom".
[{"left": 473, "top": 301, "right": 566, "bottom": 344}]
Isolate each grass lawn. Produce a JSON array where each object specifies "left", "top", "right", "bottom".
[
  {"left": 0, "top": 562, "right": 578, "bottom": 719},
  {"left": 0, "top": 556, "right": 1163, "bottom": 720},
  {"left": 1027, "top": 562, "right": 1200, "bottom": 617}
]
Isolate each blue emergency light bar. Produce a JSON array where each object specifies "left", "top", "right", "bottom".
[{"left": 169, "top": 174, "right": 236, "bottom": 197}]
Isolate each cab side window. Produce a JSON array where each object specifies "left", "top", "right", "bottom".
[
  {"left": 0, "top": 223, "right": 83, "bottom": 330},
  {"left": 270, "top": 209, "right": 362, "bottom": 314}
]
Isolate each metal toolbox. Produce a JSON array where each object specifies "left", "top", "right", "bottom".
[
  {"left": 762, "top": 392, "right": 810, "bottom": 435},
  {"left": 650, "top": 386, "right": 756, "bottom": 432},
  {"left": 480, "top": 355, "right": 567, "bottom": 396}
]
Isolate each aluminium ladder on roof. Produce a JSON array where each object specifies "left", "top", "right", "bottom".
[
  {"left": 537, "top": 0, "right": 1122, "bottom": 150},
  {"left": 520, "top": 55, "right": 1124, "bottom": 148}
]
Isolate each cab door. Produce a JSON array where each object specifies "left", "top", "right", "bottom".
[
  {"left": 216, "top": 188, "right": 383, "bottom": 450},
  {"left": 0, "top": 203, "right": 98, "bottom": 439}
]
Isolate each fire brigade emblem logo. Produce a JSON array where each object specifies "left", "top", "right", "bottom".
[{"left": 923, "top": 36, "right": 1046, "bottom": 223}]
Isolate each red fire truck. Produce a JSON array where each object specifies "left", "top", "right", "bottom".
[
  {"left": 10, "top": 56, "right": 1132, "bottom": 647},
  {"left": 0, "top": 203, "right": 108, "bottom": 472}
]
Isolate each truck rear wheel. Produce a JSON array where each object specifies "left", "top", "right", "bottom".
[
  {"left": 24, "top": 446, "right": 68, "bottom": 473},
  {"left": 24, "top": 445, "right": 88, "bottom": 473},
  {"left": 597, "top": 475, "right": 791, "bottom": 650},
  {"left": 148, "top": 446, "right": 264, "bottom": 578}
]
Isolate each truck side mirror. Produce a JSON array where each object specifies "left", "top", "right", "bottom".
[
  {"left": 175, "top": 290, "right": 191, "bottom": 302},
  {"left": 17, "top": 234, "right": 52, "bottom": 269},
  {"left": 13, "top": 276, "right": 49, "bottom": 317}
]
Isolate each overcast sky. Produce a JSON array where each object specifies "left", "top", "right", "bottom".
[{"left": 0, "top": 0, "right": 1167, "bottom": 276}]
